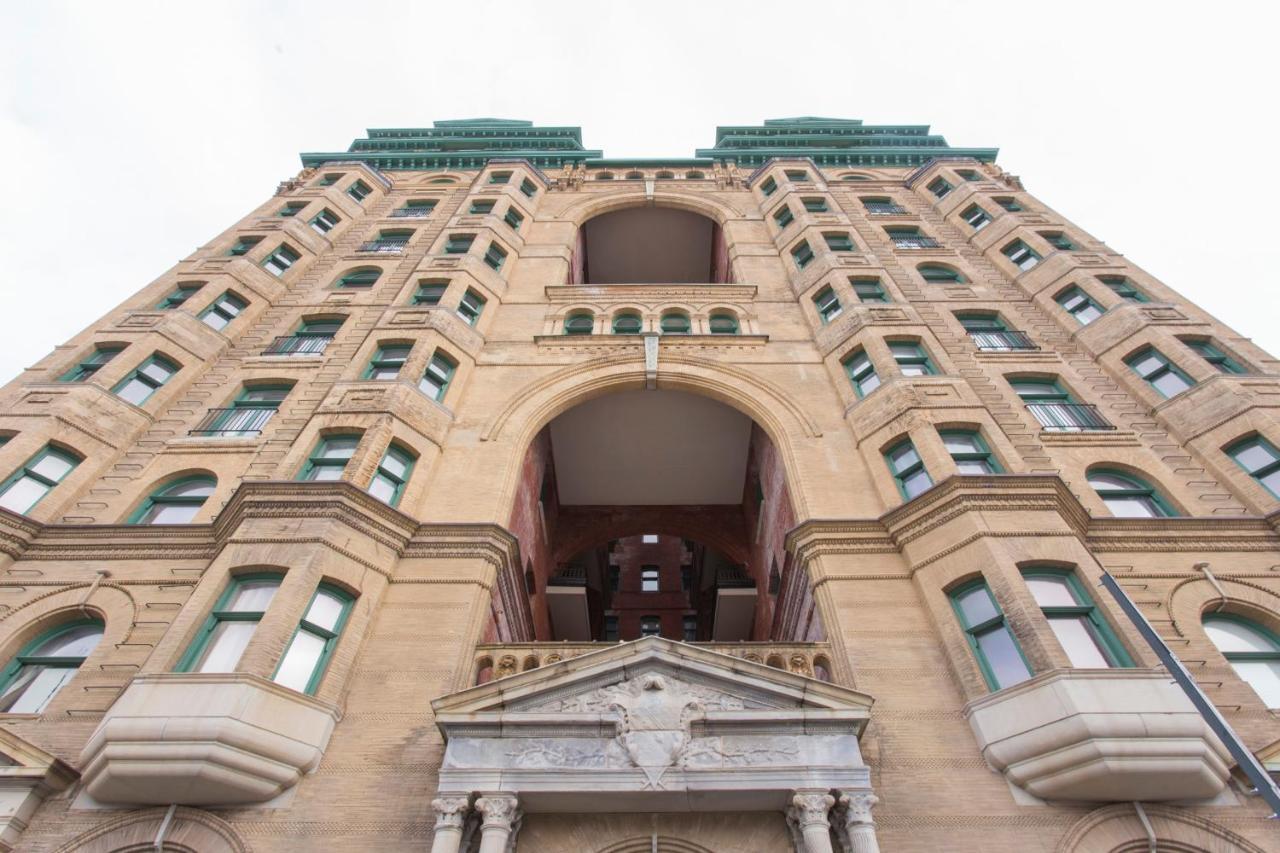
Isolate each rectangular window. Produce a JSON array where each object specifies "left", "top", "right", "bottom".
[
  {"left": 1012, "top": 379, "right": 1112, "bottom": 432},
  {"left": 1099, "top": 275, "right": 1146, "bottom": 302},
  {"left": 961, "top": 204, "right": 991, "bottom": 230},
  {"left": 113, "top": 354, "right": 179, "bottom": 406},
  {"left": 347, "top": 180, "right": 372, "bottom": 202},
  {"left": 199, "top": 291, "right": 248, "bottom": 331},
  {"left": 890, "top": 342, "right": 935, "bottom": 376},
  {"left": 640, "top": 616, "right": 661, "bottom": 637},
  {"left": 772, "top": 205, "right": 794, "bottom": 228},
  {"left": 227, "top": 236, "right": 262, "bottom": 257},
  {"left": 300, "top": 434, "right": 360, "bottom": 481},
  {"left": 503, "top": 206, "right": 524, "bottom": 230},
  {"left": 844, "top": 350, "right": 880, "bottom": 397},
  {"left": 609, "top": 566, "right": 621, "bottom": 592},
  {"left": 791, "top": 240, "right": 815, "bottom": 269},
  {"left": 1041, "top": 231, "right": 1076, "bottom": 251},
  {"left": 195, "top": 386, "right": 288, "bottom": 437},
  {"left": 445, "top": 234, "right": 474, "bottom": 254},
  {"left": 265, "top": 318, "right": 342, "bottom": 357},
  {"left": 483, "top": 242, "right": 508, "bottom": 270},
  {"left": 803, "top": 197, "right": 829, "bottom": 213},
  {"left": 317, "top": 173, "right": 343, "bottom": 186},
  {"left": 60, "top": 345, "right": 123, "bottom": 382},
  {"left": 368, "top": 444, "right": 414, "bottom": 506},
  {"left": 852, "top": 277, "right": 888, "bottom": 303},
  {"left": 681, "top": 565, "right": 694, "bottom": 592},
  {"left": 1127, "top": 347, "right": 1194, "bottom": 398},
  {"left": 365, "top": 344, "right": 411, "bottom": 380},
  {"left": 956, "top": 169, "right": 981, "bottom": 182},
  {"left": 683, "top": 615, "right": 697, "bottom": 642},
  {"left": 420, "top": 352, "right": 456, "bottom": 402},
  {"left": 178, "top": 576, "right": 280, "bottom": 673},
  {"left": 456, "top": 289, "right": 486, "bottom": 325},
  {"left": 361, "top": 230, "right": 411, "bottom": 254},
  {"left": 1184, "top": 339, "right": 1245, "bottom": 374},
  {"left": 886, "top": 227, "right": 940, "bottom": 249},
  {"left": 641, "top": 566, "right": 659, "bottom": 592},
  {"left": 950, "top": 581, "right": 1032, "bottom": 691},
  {"left": 469, "top": 200, "right": 496, "bottom": 215},
  {"left": 414, "top": 281, "right": 447, "bottom": 305},
  {"left": 1003, "top": 240, "right": 1040, "bottom": 271},
  {"left": 157, "top": 282, "right": 203, "bottom": 310},
  {"left": 519, "top": 178, "right": 538, "bottom": 198},
  {"left": 1025, "top": 572, "right": 1131, "bottom": 668},
  {"left": 1229, "top": 436, "right": 1280, "bottom": 498},
  {"left": 273, "top": 585, "right": 353, "bottom": 694},
  {"left": 1055, "top": 286, "right": 1104, "bottom": 325},
  {"left": 927, "top": 177, "right": 952, "bottom": 199},
  {"left": 310, "top": 208, "right": 340, "bottom": 234},
  {"left": 488, "top": 171, "right": 512, "bottom": 185},
  {"left": 262, "top": 244, "right": 301, "bottom": 276},
  {"left": 603, "top": 614, "right": 619, "bottom": 641},
  {"left": 943, "top": 431, "right": 1000, "bottom": 474},
  {"left": 759, "top": 176, "right": 777, "bottom": 197},
  {"left": 862, "top": 198, "right": 906, "bottom": 215},
  {"left": 813, "top": 286, "right": 841, "bottom": 322},
  {"left": 886, "top": 439, "right": 933, "bottom": 499},
  {"left": 392, "top": 199, "right": 436, "bottom": 219},
  {"left": 785, "top": 169, "right": 808, "bottom": 182},
  {"left": 824, "top": 233, "right": 855, "bottom": 252},
  {"left": 0, "top": 446, "right": 80, "bottom": 514},
  {"left": 278, "top": 201, "right": 306, "bottom": 217},
  {"left": 994, "top": 197, "right": 1023, "bottom": 212}
]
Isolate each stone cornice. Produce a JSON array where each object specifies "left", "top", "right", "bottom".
[
  {"left": 545, "top": 284, "right": 759, "bottom": 303},
  {"left": 404, "top": 522, "right": 522, "bottom": 572}
]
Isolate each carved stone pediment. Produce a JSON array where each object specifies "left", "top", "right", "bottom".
[{"left": 431, "top": 637, "right": 873, "bottom": 813}]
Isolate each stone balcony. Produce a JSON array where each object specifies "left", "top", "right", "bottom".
[{"left": 964, "top": 669, "right": 1230, "bottom": 802}]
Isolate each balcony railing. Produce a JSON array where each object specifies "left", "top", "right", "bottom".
[
  {"left": 357, "top": 239, "right": 408, "bottom": 253},
  {"left": 389, "top": 208, "right": 432, "bottom": 218},
  {"left": 891, "top": 235, "right": 941, "bottom": 249},
  {"left": 547, "top": 565, "right": 587, "bottom": 587},
  {"left": 1026, "top": 402, "right": 1115, "bottom": 432},
  {"left": 970, "top": 330, "right": 1038, "bottom": 352},
  {"left": 262, "top": 334, "right": 332, "bottom": 356},
  {"left": 189, "top": 407, "right": 277, "bottom": 437},
  {"left": 716, "top": 565, "right": 757, "bottom": 589},
  {"left": 865, "top": 204, "right": 907, "bottom": 215}
]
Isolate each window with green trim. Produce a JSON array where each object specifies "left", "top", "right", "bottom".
[
  {"left": 503, "top": 206, "right": 524, "bottom": 231},
  {"left": 1099, "top": 275, "right": 1146, "bottom": 302},
  {"left": 483, "top": 242, "right": 508, "bottom": 270},
  {"left": 1227, "top": 436, "right": 1280, "bottom": 498},
  {"left": 420, "top": 352, "right": 456, "bottom": 402},
  {"left": 660, "top": 312, "right": 691, "bottom": 334},
  {"left": 956, "top": 169, "right": 981, "bottom": 182},
  {"left": 337, "top": 268, "right": 381, "bottom": 289},
  {"left": 262, "top": 243, "right": 301, "bottom": 276},
  {"left": 843, "top": 349, "right": 879, "bottom": 397},
  {"left": 942, "top": 430, "right": 1001, "bottom": 474},
  {"left": 227, "top": 236, "right": 261, "bottom": 256},
  {"left": 394, "top": 199, "right": 436, "bottom": 218},
  {"left": 299, "top": 434, "right": 360, "bottom": 482},
  {"left": 365, "top": 344, "right": 411, "bottom": 380},
  {"left": 178, "top": 575, "right": 280, "bottom": 673},
  {"left": 445, "top": 234, "right": 474, "bottom": 254},
  {"left": 59, "top": 345, "right": 123, "bottom": 382},
  {"left": 885, "top": 438, "right": 933, "bottom": 499},
  {"left": 918, "top": 263, "right": 965, "bottom": 284},
  {"left": 131, "top": 476, "right": 216, "bottom": 524},
  {"left": 457, "top": 288, "right": 486, "bottom": 325},
  {"left": 612, "top": 313, "right": 642, "bottom": 334},
  {"left": 113, "top": 354, "right": 179, "bottom": 406},
  {"left": 414, "top": 280, "right": 448, "bottom": 306},
  {"left": 1002, "top": 239, "right": 1040, "bottom": 271},
  {"left": 1055, "top": 286, "right": 1104, "bottom": 325},
  {"left": 961, "top": 204, "right": 991, "bottom": 230},
  {"left": 202, "top": 386, "right": 289, "bottom": 436},
  {"left": 708, "top": 313, "right": 739, "bottom": 335},
  {"left": 1203, "top": 615, "right": 1280, "bottom": 707},
  {"left": 317, "top": 172, "right": 343, "bottom": 187},
  {"left": 157, "top": 282, "right": 203, "bottom": 310},
  {"left": 791, "top": 240, "right": 815, "bottom": 269},
  {"left": 278, "top": 201, "right": 306, "bottom": 217},
  {"left": 310, "top": 208, "right": 340, "bottom": 234},
  {"left": 1024, "top": 570, "right": 1132, "bottom": 668},
  {"left": 519, "top": 178, "right": 538, "bottom": 198},
  {"left": 564, "top": 312, "right": 594, "bottom": 335},
  {"left": 347, "top": 180, "right": 371, "bottom": 202},
  {"left": 1087, "top": 468, "right": 1176, "bottom": 518},
  {"left": 199, "top": 290, "right": 248, "bottom": 332},
  {"left": 773, "top": 205, "right": 794, "bottom": 228},
  {"left": 958, "top": 313, "right": 1004, "bottom": 334},
  {"left": 950, "top": 581, "right": 1032, "bottom": 691},
  {"left": 273, "top": 584, "right": 354, "bottom": 694},
  {"left": 785, "top": 169, "right": 808, "bottom": 182},
  {"left": 1126, "top": 347, "right": 1194, "bottom": 398},
  {"left": 0, "top": 445, "right": 80, "bottom": 515},
  {"left": 1040, "top": 231, "right": 1076, "bottom": 251},
  {"left": 824, "top": 232, "right": 855, "bottom": 252},
  {"left": 759, "top": 177, "right": 777, "bottom": 197},
  {"left": 927, "top": 177, "right": 952, "bottom": 198},
  {"left": 813, "top": 286, "right": 842, "bottom": 322},
  {"left": 852, "top": 277, "right": 888, "bottom": 303},
  {"left": 368, "top": 444, "right": 415, "bottom": 507},
  {"left": 890, "top": 341, "right": 935, "bottom": 376},
  {"left": 0, "top": 620, "right": 103, "bottom": 713},
  {"left": 994, "top": 196, "right": 1023, "bottom": 212},
  {"left": 1182, "top": 339, "right": 1245, "bottom": 374},
  {"left": 488, "top": 171, "right": 512, "bottom": 185},
  {"left": 470, "top": 200, "right": 496, "bottom": 215},
  {"left": 803, "top": 197, "right": 829, "bottom": 213}
]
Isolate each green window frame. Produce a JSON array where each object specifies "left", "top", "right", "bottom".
[
  {"left": 1183, "top": 339, "right": 1245, "bottom": 374},
  {"left": 469, "top": 200, "right": 496, "bottom": 215},
  {"left": 958, "top": 313, "right": 1005, "bottom": 333},
  {"left": 956, "top": 169, "right": 981, "bottom": 182},
  {"left": 708, "top": 313, "right": 739, "bottom": 335},
  {"left": 368, "top": 443, "right": 415, "bottom": 507},
  {"left": 1055, "top": 286, "right": 1104, "bottom": 325},
  {"left": 317, "top": 173, "right": 343, "bottom": 187},
  {"left": 0, "top": 620, "right": 104, "bottom": 713},
  {"left": 1227, "top": 435, "right": 1280, "bottom": 498},
  {"left": 994, "top": 196, "right": 1023, "bottom": 212},
  {"left": 773, "top": 205, "right": 794, "bottom": 228},
  {"left": 483, "top": 242, "right": 508, "bottom": 270},
  {"left": 890, "top": 341, "right": 935, "bottom": 376},
  {"left": 564, "top": 312, "right": 595, "bottom": 335},
  {"left": 272, "top": 584, "right": 354, "bottom": 695},
  {"left": 227, "top": 236, "right": 262, "bottom": 257},
  {"left": 1040, "top": 231, "right": 1076, "bottom": 251},
  {"left": 262, "top": 243, "right": 301, "bottom": 276},
  {"left": 1203, "top": 614, "right": 1280, "bottom": 708},
  {"left": 112, "top": 353, "right": 179, "bottom": 406},
  {"left": 813, "top": 286, "right": 842, "bottom": 322},
  {"left": 519, "top": 178, "right": 538, "bottom": 198},
  {"left": 927, "top": 177, "right": 952, "bottom": 199},
  {"left": 157, "top": 282, "right": 203, "bottom": 310},
  {"left": 961, "top": 204, "right": 991, "bottom": 230},
  {"left": 457, "top": 289, "right": 486, "bottom": 325},
  {"left": 660, "top": 313, "right": 691, "bottom": 334},
  {"left": 129, "top": 475, "right": 216, "bottom": 525},
  {"left": 299, "top": 434, "right": 361, "bottom": 482},
  {"left": 1099, "top": 276, "right": 1147, "bottom": 302},
  {"left": 942, "top": 430, "right": 1001, "bottom": 474},
  {"left": 364, "top": 343, "right": 411, "bottom": 380},
  {"left": 414, "top": 281, "right": 447, "bottom": 306},
  {"left": 1023, "top": 569, "right": 1132, "bottom": 668},
  {"left": 824, "top": 233, "right": 855, "bottom": 252},
  {"left": 503, "top": 206, "right": 524, "bottom": 231},
  {"left": 200, "top": 290, "right": 248, "bottom": 332},
  {"left": 949, "top": 580, "right": 1033, "bottom": 691},
  {"left": 397, "top": 199, "right": 436, "bottom": 217},
  {"left": 176, "top": 574, "right": 281, "bottom": 674},
  {"left": 310, "top": 208, "right": 340, "bottom": 234},
  {"left": 785, "top": 169, "right": 808, "bottom": 182},
  {"left": 488, "top": 171, "right": 512, "bottom": 185},
  {"left": 852, "top": 278, "right": 888, "bottom": 303},
  {"left": 1126, "top": 347, "right": 1194, "bottom": 398},
  {"left": 918, "top": 263, "right": 964, "bottom": 284},
  {"left": 791, "top": 240, "right": 815, "bottom": 269},
  {"left": 445, "top": 234, "right": 475, "bottom": 254},
  {"left": 347, "top": 179, "right": 372, "bottom": 202},
  {"left": 612, "top": 313, "right": 642, "bottom": 334},
  {"left": 1087, "top": 468, "right": 1176, "bottom": 518},
  {"left": 337, "top": 268, "right": 381, "bottom": 289},
  {"left": 0, "top": 445, "right": 81, "bottom": 514},
  {"left": 1003, "top": 239, "right": 1040, "bottom": 271},
  {"left": 204, "top": 385, "right": 290, "bottom": 436},
  {"left": 885, "top": 438, "right": 933, "bottom": 499},
  {"left": 843, "top": 349, "right": 879, "bottom": 397},
  {"left": 759, "top": 176, "right": 777, "bottom": 197},
  {"left": 59, "top": 345, "right": 124, "bottom": 382},
  {"left": 278, "top": 201, "right": 306, "bottom": 217},
  {"left": 803, "top": 197, "right": 829, "bottom": 213},
  {"left": 420, "top": 351, "right": 456, "bottom": 402}
]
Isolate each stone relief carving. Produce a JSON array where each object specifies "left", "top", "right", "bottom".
[{"left": 525, "top": 672, "right": 751, "bottom": 714}]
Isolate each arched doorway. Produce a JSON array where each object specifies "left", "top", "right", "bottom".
[{"left": 571, "top": 205, "right": 733, "bottom": 284}]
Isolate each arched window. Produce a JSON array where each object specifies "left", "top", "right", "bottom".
[
  {"left": 1087, "top": 469, "right": 1176, "bottom": 518},
  {"left": 178, "top": 574, "right": 281, "bottom": 673},
  {"left": 0, "top": 620, "right": 104, "bottom": 713},
  {"left": 1204, "top": 615, "right": 1280, "bottom": 707},
  {"left": 624, "top": 171, "right": 644, "bottom": 180},
  {"left": 918, "top": 263, "right": 966, "bottom": 284},
  {"left": 564, "top": 312, "right": 595, "bottom": 335},
  {"left": 660, "top": 312, "right": 691, "bottom": 334},
  {"left": 685, "top": 171, "right": 705, "bottom": 179},
  {"left": 131, "top": 475, "right": 216, "bottom": 524},
  {"left": 612, "top": 313, "right": 642, "bottom": 335},
  {"left": 336, "top": 267, "right": 381, "bottom": 288},
  {"left": 708, "top": 313, "right": 739, "bottom": 335},
  {"left": 273, "top": 583, "right": 353, "bottom": 695},
  {"left": 655, "top": 171, "right": 674, "bottom": 179},
  {"left": 596, "top": 172, "right": 615, "bottom": 181}
]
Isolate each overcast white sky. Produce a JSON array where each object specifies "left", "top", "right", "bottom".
[{"left": 1, "top": 0, "right": 1277, "bottom": 381}]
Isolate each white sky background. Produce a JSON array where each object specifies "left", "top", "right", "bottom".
[{"left": 1, "top": 0, "right": 1277, "bottom": 381}]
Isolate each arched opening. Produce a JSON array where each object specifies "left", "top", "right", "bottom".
[
  {"left": 571, "top": 205, "right": 733, "bottom": 285},
  {"left": 504, "top": 389, "right": 822, "bottom": 645}
]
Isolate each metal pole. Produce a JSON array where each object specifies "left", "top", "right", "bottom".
[{"left": 1100, "top": 572, "right": 1280, "bottom": 819}]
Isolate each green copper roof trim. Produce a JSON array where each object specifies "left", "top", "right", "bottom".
[{"left": 695, "top": 147, "right": 998, "bottom": 166}]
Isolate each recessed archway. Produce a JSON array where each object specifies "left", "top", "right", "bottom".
[{"left": 572, "top": 205, "right": 732, "bottom": 284}]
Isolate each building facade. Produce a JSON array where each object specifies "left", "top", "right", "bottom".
[{"left": 0, "top": 117, "right": 1277, "bottom": 852}]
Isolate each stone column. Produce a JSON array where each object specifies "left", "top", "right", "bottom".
[
  {"left": 789, "top": 790, "right": 836, "bottom": 853},
  {"left": 475, "top": 793, "right": 521, "bottom": 853},
  {"left": 838, "top": 792, "right": 880, "bottom": 853},
  {"left": 429, "top": 795, "right": 471, "bottom": 853}
]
